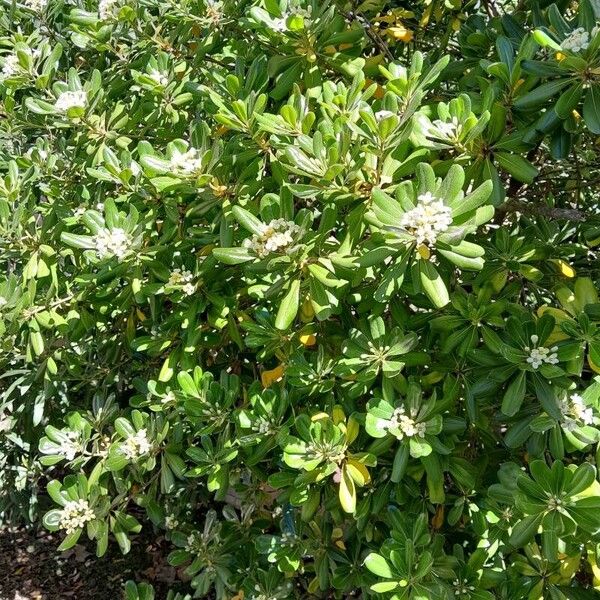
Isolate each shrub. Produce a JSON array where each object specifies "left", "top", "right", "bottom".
[{"left": 2, "top": 0, "right": 600, "bottom": 597}]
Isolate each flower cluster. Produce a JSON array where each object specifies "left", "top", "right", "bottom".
[
  {"left": 121, "top": 429, "right": 151, "bottom": 459},
  {"left": 58, "top": 499, "right": 95, "bottom": 534},
  {"left": 165, "top": 514, "right": 179, "bottom": 530},
  {"left": 98, "top": 0, "right": 120, "bottom": 21},
  {"left": 169, "top": 148, "right": 203, "bottom": 176},
  {"left": 93, "top": 227, "right": 132, "bottom": 260},
  {"left": 167, "top": 268, "right": 195, "bottom": 295},
  {"left": 58, "top": 432, "right": 82, "bottom": 461},
  {"left": 1, "top": 54, "right": 20, "bottom": 81},
  {"left": 524, "top": 335, "right": 559, "bottom": 369},
  {"left": 399, "top": 192, "right": 453, "bottom": 246},
  {"left": 55, "top": 90, "right": 87, "bottom": 112},
  {"left": 387, "top": 407, "right": 426, "bottom": 438},
  {"left": 561, "top": 27, "right": 592, "bottom": 52},
  {"left": 185, "top": 531, "right": 205, "bottom": 553},
  {"left": 148, "top": 68, "right": 169, "bottom": 87},
  {"left": 270, "top": 3, "right": 313, "bottom": 31},
  {"left": 558, "top": 393, "right": 594, "bottom": 431},
  {"left": 242, "top": 219, "right": 300, "bottom": 258}
]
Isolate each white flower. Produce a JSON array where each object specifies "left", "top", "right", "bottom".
[
  {"left": 58, "top": 499, "right": 95, "bottom": 534},
  {"left": 242, "top": 219, "right": 300, "bottom": 258},
  {"left": 148, "top": 68, "right": 169, "bottom": 87},
  {"left": 0, "top": 412, "right": 12, "bottom": 433},
  {"left": 182, "top": 282, "right": 195, "bottom": 296},
  {"left": 73, "top": 205, "right": 86, "bottom": 218},
  {"left": 384, "top": 407, "right": 426, "bottom": 439},
  {"left": 1, "top": 54, "right": 21, "bottom": 80},
  {"left": 0, "top": 297, "right": 7, "bottom": 308},
  {"left": 167, "top": 268, "right": 193, "bottom": 286},
  {"left": 399, "top": 192, "right": 452, "bottom": 246},
  {"left": 121, "top": 428, "right": 151, "bottom": 459},
  {"left": 55, "top": 90, "right": 87, "bottom": 112},
  {"left": 559, "top": 392, "right": 594, "bottom": 430},
  {"left": 93, "top": 227, "right": 131, "bottom": 259},
  {"left": 24, "top": 0, "right": 48, "bottom": 11},
  {"left": 185, "top": 531, "right": 203, "bottom": 553},
  {"left": 58, "top": 431, "right": 82, "bottom": 460},
  {"left": 561, "top": 27, "right": 590, "bottom": 52},
  {"left": 98, "top": 0, "right": 120, "bottom": 20},
  {"left": 524, "top": 335, "right": 559, "bottom": 369},
  {"left": 169, "top": 148, "right": 203, "bottom": 176},
  {"left": 165, "top": 514, "right": 179, "bottom": 529}
]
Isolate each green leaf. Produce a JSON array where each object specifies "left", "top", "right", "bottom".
[
  {"left": 509, "top": 513, "right": 543, "bottom": 548},
  {"left": 583, "top": 85, "right": 600, "bottom": 134},
  {"left": 501, "top": 371, "right": 527, "bottom": 416},
  {"left": 495, "top": 152, "right": 538, "bottom": 184},
  {"left": 418, "top": 261, "right": 449, "bottom": 308},
  {"left": 275, "top": 279, "right": 300, "bottom": 330},
  {"left": 364, "top": 553, "right": 394, "bottom": 578}
]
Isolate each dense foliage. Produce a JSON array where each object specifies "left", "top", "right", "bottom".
[{"left": 2, "top": 0, "right": 600, "bottom": 597}]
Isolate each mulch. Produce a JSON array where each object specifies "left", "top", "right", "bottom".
[{"left": 0, "top": 526, "right": 188, "bottom": 600}]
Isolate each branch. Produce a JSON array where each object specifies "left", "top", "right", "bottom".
[{"left": 496, "top": 199, "right": 587, "bottom": 222}]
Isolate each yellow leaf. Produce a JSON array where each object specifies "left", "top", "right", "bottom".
[
  {"left": 346, "top": 459, "right": 371, "bottom": 486},
  {"left": 311, "top": 411, "right": 329, "bottom": 421},
  {"left": 324, "top": 45, "right": 337, "bottom": 54},
  {"left": 261, "top": 364, "right": 285, "bottom": 388},
  {"left": 339, "top": 465, "right": 356, "bottom": 513},
  {"left": 339, "top": 43, "right": 353, "bottom": 51},
  {"left": 299, "top": 333, "right": 316, "bottom": 346},
  {"left": 136, "top": 308, "right": 147, "bottom": 322},
  {"left": 417, "top": 244, "right": 431, "bottom": 260},
  {"left": 365, "top": 78, "right": 385, "bottom": 99},
  {"left": 387, "top": 26, "right": 413, "bottom": 42},
  {"left": 552, "top": 259, "right": 576, "bottom": 278}
]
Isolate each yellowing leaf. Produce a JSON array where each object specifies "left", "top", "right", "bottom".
[
  {"left": 417, "top": 244, "right": 431, "bottom": 260},
  {"left": 387, "top": 25, "right": 414, "bottom": 42},
  {"left": 339, "top": 465, "right": 356, "bottom": 513},
  {"left": 261, "top": 364, "right": 285, "bottom": 388},
  {"left": 552, "top": 259, "right": 576, "bottom": 278},
  {"left": 299, "top": 333, "right": 316, "bottom": 346},
  {"left": 589, "top": 355, "right": 600, "bottom": 374},
  {"left": 332, "top": 405, "right": 346, "bottom": 425},
  {"left": 431, "top": 504, "right": 444, "bottom": 529},
  {"left": 311, "top": 411, "right": 329, "bottom": 421},
  {"left": 346, "top": 459, "right": 371, "bottom": 486}
]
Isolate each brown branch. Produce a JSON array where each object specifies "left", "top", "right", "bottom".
[{"left": 496, "top": 199, "right": 587, "bottom": 222}]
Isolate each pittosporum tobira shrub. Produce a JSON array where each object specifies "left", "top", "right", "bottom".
[{"left": 2, "top": 0, "right": 600, "bottom": 598}]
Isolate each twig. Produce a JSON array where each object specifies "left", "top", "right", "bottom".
[{"left": 344, "top": 10, "right": 394, "bottom": 62}]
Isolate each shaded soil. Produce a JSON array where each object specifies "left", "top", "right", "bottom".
[{"left": 0, "top": 526, "right": 185, "bottom": 599}]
